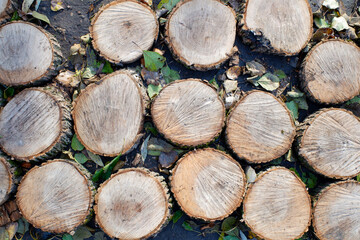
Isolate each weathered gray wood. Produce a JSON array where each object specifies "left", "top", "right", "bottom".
[{"left": 0, "top": 157, "right": 13, "bottom": 206}]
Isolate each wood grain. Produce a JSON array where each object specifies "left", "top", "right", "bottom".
[
  {"left": 151, "top": 79, "right": 225, "bottom": 146},
  {"left": 73, "top": 70, "right": 144, "bottom": 156},
  {"left": 95, "top": 168, "right": 170, "bottom": 239},
  {"left": 16, "top": 160, "right": 94, "bottom": 233},
  {"left": 243, "top": 167, "right": 311, "bottom": 240},
  {"left": 0, "top": 87, "right": 72, "bottom": 161},
  {"left": 166, "top": 0, "right": 236, "bottom": 70},
  {"left": 0, "top": 157, "right": 12, "bottom": 205},
  {"left": 90, "top": 0, "right": 158, "bottom": 64},
  {"left": 0, "top": 21, "right": 62, "bottom": 86},
  {"left": 313, "top": 180, "right": 360, "bottom": 240},
  {"left": 241, "top": 0, "right": 312, "bottom": 55},
  {"left": 0, "top": 0, "right": 10, "bottom": 19},
  {"left": 226, "top": 91, "right": 295, "bottom": 163},
  {"left": 171, "top": 148, "right": 246, "bottom": 221},
  {"left": 301, "top": 39, "right": 360, "bottom": 104},
  {"left": 299, "top": 108, "right": 360, "bottom": 179}
]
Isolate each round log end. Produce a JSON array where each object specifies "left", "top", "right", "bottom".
[
  {"left": 90, "top": 0, "right": 158, "bottom": 64},
  {"left": 171, "top": 148, "right": 246, "bottom": 221},
  {"left": 299, "top": 108, "right": 360, "bottom": 179},
  {"left": 226, "top": 90, "right": 295, "bottom": 163},
  {"left": 313, "top": 180, "right": 360, "bottom": 240},
  {"left": 16, "top": 160, "right": 94, "bottom": 233},
  {"left": 151, "top": 79, "right": 225, "bottom": 146},
  {"left": 73, "top": 70, "right": 145, "bottom": 156},
  {"left": 95, "top": 168, "right": 171, "bottom": 239},
  {"left": 165, "top": 0, "right": 236, "bottom": 70},
  {"left": 243, "top": 167, "right": 311, "bottom": 240},
  {"left": 0, "top": 157, "right": 13, "bottom": 205},
  {"left": 301, "top": 39, "right": 360, "bottom": 104}
]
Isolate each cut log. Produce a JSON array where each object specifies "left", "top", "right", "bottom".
[
  {"left": 313, "top": 180, "right": 360, "bottom": 240},
  {"left": 73, "top": 70, "right": 144, "bottom": 156},
  {"left": 90, "top": 0, "right": 158, "bottom": 64},
  {"left": 298, "top": 108, "right": 360, "bottom": 179},
  {"left": 95, "top": 168, "right": 171, "bottom": 239},
  {"left": 243, "top": 167, "right": 311, "bottom": 240},
  {"left": 0, "top": 21, "right": 62, "bottom": 86},
  {"left": 301, "top": 39, "right": 360, "bottom": 104},
  {"left": 0, "top": 0, "right": 12, "bottom": 20},
  {"left": 240, "top": 0, "right": 312, "bottom": 55},
  {"left": 0, "top": 157, "right": 13, "bottom": 206},
  {"left": 170, "top": 148, "right": 246, "bottom": 221},
  {"left": 0, "top": 200, "right": 21, "bottom": 227},
  {"left": 226, "top": 90, "right": 295, "bottom": 163},
  {"left": 165, "top": 0, "right": 236, "bottom": 71},
  {"left": 151, "top": 79, "right": 225, "bottom": 146},
  {"left": 0, "top": 86, "right": 72, "bottom": 161},
  {"left": 16, "top": 160, "right": 94, "bottom": 234}
]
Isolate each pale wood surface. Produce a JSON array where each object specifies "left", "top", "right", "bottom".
[
  {"left": 95, "top": 168, "right": 170, "bottom": 239},
  {"left": 0, "top": 0, "right": 10, "bottom": 19},
  {"left": 242, "top": 0, "right": 312, "bottom": 55},
  {"left": 0, "top": 157, "right": 12, "bottom": 205},
  {"left": 166, "top": 0, "right": 236, "bottom": 70},
  {"left": 226, "top": 91, "right": 295, "bottom": 163},
  {"left": 301, "top": 40, "right": 360, "bottom": 104},
  {"left": 313, "top": 180, "right": 360, "bottom": 240},
  {"left": 243, "top": 167, "right": 311, "bottom": 240},
  {"left": 73, "top": 71, "right": 144, "bottom": 156},
  {"left": 299, "top": 108, "right": 360, "bottom": 179},
  {"left": 16, "top": 160, "right": 93, "bottom": 233},
  {"left": 171, "top": 148, "right": 246, "bottom": 221},
  {"left": 0, "top": 87, "right": 71, "bottom": 161},
  {"left": 0, "top": 21, "right": 56, "bottom": 86},
  {"left": 151, "top": 79, "right": 225, "bottom": 146},
  {"left": 90, "top": 0, "right": 158, "bottom": 64}
]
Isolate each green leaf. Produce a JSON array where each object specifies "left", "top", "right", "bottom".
[
  {"left": 345, "top": 95, "right": 360, "bottom": 105},
  {"left": 221, "top": 217, "right": 237, "bottom": 231},
  {"left": 0, "top": 227, "right": 9, "bottom": 240},
  {"left": 3, "top": 88, "right": 14, "bottom": 99},
  {"left": 143, "top": 51, "right": 165, "bottom": 72},
  {"left": 31, "top": 11, "right": 51, "bottom": 24},
  {"left": 161, "top": 66, "right": 180, "bottom": 84},
  {"left": 289, "top": 168, "right": 300, "bottom": 178},
  {"left": 87, "top": 151, "right": 103, "bottom": 167},
  {"left": 62, "top": 234, "right": 73, "bottom": 240},
  {"left": 257, "top": 73, "right": 280, "bottom": 91},
  {"left": 223, "top": 236, "right": 239, "bottom": 240},
  {"left": 331, "top": 17, "right": 349, "bottom": 31},
  {"left": 74, "top": 153, "right": 88, "bottom": 164},
  {"left": 293, "top": 96, "right": 308, "bottom": 111},
  {"left": 102, "top": 61, "right": 113, "bottom": 74},
  {"left": 306, "top": 172, "right": 318, "bottom": 189},
  {"left": 218, "top": 231, "right": 225, "bottom": 240},
  {"left": 314, "top": 17, "right": 331, "bottom": 29},
  {"left": 148, "top": 150, "right": 162, "bottom": 156},
  {"left": 147, "top": 84, "right": 162, "bottom": 99},
  {"left": 71, "top": 135, "right": 84, "bottom": 151},
  {"left": 141, "top": 135, "right": 151, "bottom": 162},
  {"left": 92, "top": 153, "right": 122, "bottom": 182},
  {"left": 286, "top": 100, "right": 299, "bottom": 120},
  {"left": 94, "top": 232, "right": 105, "bottom": 240},
  {"left": 287, "top": 89, "right": 304, "bottom": 98},
  {"left": 171, "top": 210, "right": 183, "bottom": 224},
  {"left": 158, "top": 0, "right": 180, "bottom": 11},
  {"left": 16, "top": 218, "right": 29, "bottom": 235},
  {"left": 182, "top": 221, "right": 193, "bottom": 231},
  {"left": 209, "top": 77, "right": 219, "bottom": 90},
  {"left": 10, "top": 11, "right": 20, "bottom": 21},
  {"left": 72, "top": 226, "right": 92, "bottom": 240},
  {"left": 357, "top": 174, "right": 360, "bottom": 182},
  {"left": 274, "top": 70, "right": 286, "bottom": 80}
]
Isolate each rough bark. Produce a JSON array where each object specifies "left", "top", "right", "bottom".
[
  {"left": 0, "top": 200, "right": 21, "bottom": 227},
  {"left": 151, "top": 79, "right": 225, "bottom": 147},
  {"left": 239, "top": 0, "right": 312, "bottom": 55},
  {"left": 16, "top": 160, "right": 95, "bottom": 234},
  {"left": 0, "top": 21, "right": 63, "bottom": 86},
  {"left": 297, "top": 108, "right": 360, "bottom": 179},
  {"left": 165, "top": 0, "right": 237, "bottom": 71},
  {"left": 243, "top": 167, "right": 312, "bottom": 240},
  {"left": 301, "top": 39, "right": 360, "bottom": 104},
  {"left": 0, "top": 157, "right": 13, "bottom": 206},
  {"left": 0, "top": 86, "right": 72, "bottom": 161},
  {"left": 90, "top": 0, "right": 158, "bottom": 64},
  {"left": 95, "top": 168, "right": 171, "bottom": 239},
  {"left": 0, "top": 0, "right": 15, "bottom": 22},
  {"left": 170, "top": 148, "right": 246, "bottom": 221},
  {"left": 73, "top": 70, "right": 145, "bottom": 156},
  {"left": 226, "top": 90, "right": 296, "bottom": 163}
]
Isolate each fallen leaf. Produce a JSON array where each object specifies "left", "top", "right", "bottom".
[
  {"left": 257, "top": 73, "right": 280, "bottom": 91},
  {"left": 287, "top": 89, "right": 304, "bottom": 98},
  {"left": 141, "top": 135, "right": 150, "bottom": 162},
  {"left": 286, "top": 100, "right": 299, "bottom": 120},
  {"left": 314, "top": 17, "right": 331, "bottom": 28},
  {"left": 171, "top": 210, "right": 183, "bottom": 224},
  {"left": 30, "top": 11, "right": 50, "bottom": 24},
  {"left": 221, "top": 217, "right": 237, "bottom": 232},
  {"left": 148, "top": 138, "right": 173, "bottom": 152},
  {"left": 161, "top": 66, "right": 180, "bottom": 84},
  {"left": 209, "top": 77, "right": 219, "bottom": 90},
  {"left": 246, "top": 61, "right": 266, "bottom": 76},
  {"left": 159, "top": 150, "right": 178, "bottom": 168},
  {"left": 56, "top": 70, "right": 80, "bottom": 88},
  {"left": 274, "top": 70, "right": 286, "bottom": 80},
  {"left": 143, "top": 51, "right": 166, "bottom": 72},
  {"left": 226, "top": 66, "right": 242, "bottom": 80},
  {"left": 223, "top": 80, "right": 238, "bottom": 93},
  {"left": 71, "top": 135, "right": 84, "bottom": 151},
  {"left": 147, "top": 84, "right": 162, "bottom": 98},
  {"left": 158, "top": 0, "right": 180, "bottom": 11},
  {"left": 74, "top": 153, "right": 88, "bottom": 164},
  {"left": 51, "top": 0, "right": 64, "bottom": 11},
  {"left": 245, "top": 166, "right": 256, "bottom": 183},
  {"left": 322, "top": 0, "right": 339, "bottom": 9},
  {"left": 87, "top": 151, "right": 103, "bottom": 167},
  {"left": 331, "top": 16, "right": 349, "bottom": 31},
  {"left": 22, "top": 0, "right": 35, "bottom": 13},
  {"left": 80, "top": 34, "right": 91, "bottom": 44},
  {"left": 72, "top": 226, "right": 92, "bottom": 240}
]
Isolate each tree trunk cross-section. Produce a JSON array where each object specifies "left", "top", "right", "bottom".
[
  {"left": 16, "top": 160, "right": 94, "bottom": 234},
  {"left": 0, "top": 86, "right": 72, "bottom": 161},
  {"left": 0, "top": 21, "right": 62, "bottom": 86},
  {"left": 0, "top": 157, "right": 13, "bottom": 206},
  {"left": 301, "top": 39, "right": 360, "bottom": 104},
  {"left": 298, "top": 108, "right": 360, "bottom": 179},
  {"left": 73, "top": 70, "right": 144, "bottom": 156},
  {"left": 240, "top": 0, "right": 312, "bottom": 55},
  {"left": 243, "top": 167, "right": 311, "bottom": 240},
  {"left": 151, "top": 79, "right": 225, "bottom": 146},
  {"left": 171, "top": 148, "right": 246, "bottom": 221},
  {"left": 226, "top": 91, "right": 295, "bottom": 163},
  {"left": 313, "top": 180, "right": 360, "bottom": 240},
  {"left": 0, "top": 0, "right": 11, "bottom": 20},
  {"left": 90, "top": 0, "right": 158, "bottom": 64},
  {"left": 95, "top": 168, "right": 171, "bottom": 239},
  {"left": 166, "top": 0, "right": 237, "bottom": 71}
]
